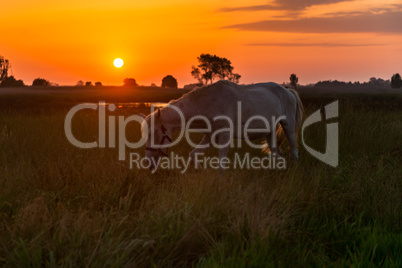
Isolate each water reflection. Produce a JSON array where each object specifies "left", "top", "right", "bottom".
[{"left": 98, "top": 102, "right": 168, "bottom": 108}]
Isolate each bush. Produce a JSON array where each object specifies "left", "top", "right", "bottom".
[
  {"left": 183, "top": 83, "right": 203, "bottom": 90},
  {"left": 0, "top": 76, "right": 25, "bottom": 87},
  {"left": 32, "top": 78, "right": 49, "bottom": 87}
]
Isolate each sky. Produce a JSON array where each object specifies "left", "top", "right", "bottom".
[{"left": 1, "top": 0, "right": 401, "bottom": 86}]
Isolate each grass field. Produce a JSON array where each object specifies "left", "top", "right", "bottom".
[{"left": 0, "top": 86, "right": 401, "bottom": 267}]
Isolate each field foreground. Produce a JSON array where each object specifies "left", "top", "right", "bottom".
[{"left": 0, "top": 87, "right": 401, "bottom": 267}]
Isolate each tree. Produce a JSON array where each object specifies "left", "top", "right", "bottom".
[
  {"left": 391, "top": 73, "right": 402, "bottom": 88},
  {"left": 85, "top": 81, "right": 92, "bottom": 87},
  {"left": 0, "top": 57, "right": 25, "bottom": 87},
  {"left": 76, "top": 80, "right": 84, "bottom": 86},
  {"left": 191, "top": 53, "right": 241, "bottom": 85},
  {"left": 161, "top": 75, "right": 178, "bottom": 88},
  {"left": 0, "top": 76, "right": 24, "bottom": 87},
  {"left": 95, "top": 82, "right": 102, "bottom": 87},
  {"left": 0, "top": 56, "right": 11, "bottom": 83},
  {"left": 150, "top": 83, "right": 157, "bottom": 87},
  {"left": 32, "top": 78, "right": 49, "bottom": 86},
  {"left": 123, "top": 78, "right": 138, "bottom": 87},
  {"left": 228, "top": 73, "right": 241, "bottom": 84},
  {"left": 289, "top": 73, "right": 298, "bottom": 89}
]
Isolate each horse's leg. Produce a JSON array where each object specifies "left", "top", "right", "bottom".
[
  {"left": 265, "top": 124, "right": 282, "bottom": 156},
  {"left": 218, "top": 146, "right": 229, "bottom": 171},
  {"left": 217, "top": 133, "right": 230, "bottom": 170},
  {"left": 280, "top": 118, "right": 298, "bottom": 162},
  {"left": 189, "top": 134, "right": 210, "bottom": 168}
]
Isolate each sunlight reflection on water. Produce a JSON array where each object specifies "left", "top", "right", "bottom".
[{"left": 97, "top": 102, "right": 168, "bottom": 108}]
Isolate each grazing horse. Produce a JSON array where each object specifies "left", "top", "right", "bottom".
[{"left": 140, "top": 80, "right": 303, "bottom": 169}]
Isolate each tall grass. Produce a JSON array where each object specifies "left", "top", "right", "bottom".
[{"left": 0, "top": 91, "right": 401, "bottom": 267}]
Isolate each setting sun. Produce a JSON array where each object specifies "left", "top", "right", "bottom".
[
  {"left": 113, "top": 58, "right": 124, "bottom": 68},
  {"left": 1, "top": 0, "right": 400, "bottom": 85}
]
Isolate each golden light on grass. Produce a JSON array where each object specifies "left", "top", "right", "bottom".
[{"left": 113, "top": 58, "right": 124, "bottom": 68}]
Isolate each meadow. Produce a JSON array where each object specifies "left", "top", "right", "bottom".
[{"left": 0, "top": 86, "right": 401, "bottom": 267}]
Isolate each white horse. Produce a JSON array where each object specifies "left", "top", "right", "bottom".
[{"left": 140, "top": 80, "right": 303, "bottom": 169}]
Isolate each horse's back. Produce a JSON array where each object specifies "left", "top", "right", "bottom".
[
  {"left": 229, "top": 82, "right": 295, "bottom": 111},
  {"left": 238, "top": 82, "right": 292, "bottom": 98},
  {"left": 182, "top": 80, "right": 296, "bottom": 117}
]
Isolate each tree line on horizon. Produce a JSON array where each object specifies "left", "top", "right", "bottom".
[{"left": 1, "top": 54, "right": 402, "bottom": 89}]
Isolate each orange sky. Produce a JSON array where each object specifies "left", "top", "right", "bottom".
[{"left": 1, "top": 0, "right": 401, "bottom": 86}]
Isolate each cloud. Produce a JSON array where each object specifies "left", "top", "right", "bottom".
[
  {"left": 223, "top": 11, "right": 402, "bottom": 34},
  {"left": 220, "top": 0, "right": 350, "bottom": 12},
  {"left": 323, "top": 4, "right": 402, "bottom": 16},
  {"left": 246, "top": 43, "right": 386, "bottom": 47}
]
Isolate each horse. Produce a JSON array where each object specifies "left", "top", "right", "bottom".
[{"left": 140, "top": 80, "right": 303, "bottom": 170}]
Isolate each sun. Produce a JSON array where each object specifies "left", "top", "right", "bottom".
[{"left": 113, "top": 58, "right": 124, "bottom": 68}]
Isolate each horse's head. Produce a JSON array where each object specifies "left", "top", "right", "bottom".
[{"left": 141, "top": 108, "right": 173, "bottom": 169}]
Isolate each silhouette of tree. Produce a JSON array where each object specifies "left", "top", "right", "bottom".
[
  {"left": 0, "top": 76, "right": 24, "bottom": 87},
  {"left": 228, "top": 73, "right": 241, "bottom": 84},
  {"left": 368, "top": 77, "right": 390, "bottom": 87},
  {"left": 85, "top": 82, "right": 92, "bottom": 87},
  {"left": 150, "top": 83, "right": 157, "bottom": 87},
  {"left": 95, "top": 82, "right": 102, "bottom": 87},
  {"left": 191, "top": 53, "right": 241, "bottom": 85},
  {"left": 32, "top": 78, "right": 49, "bottom": 86},
  {"left": 123, "top": 78, "right": 138, "bottom": 87},
  {"left": 0, "top": 56, "right": 11, "bottom": 83},
  {"left": 290, "top": 74, "right": 298, "bottom": 88},
  {"left": 391, "top": 73, "right": 402, "bottom": 88},
  {"left": 314, "top": 78, "right": 391, "bottom": 90},
  {"left": 161, "top": 75, "right": 178, "bottom": 88},
  {"left": 76, "top": 80, "right": 84, "bottom": 86}
]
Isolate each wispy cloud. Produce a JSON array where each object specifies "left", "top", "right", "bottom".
[
  {"left": 219, "top": 0, "right": 350, "bottom": 12},
  {"left": 223, "top": 11, "right": 402, "bottom": 34},
  {"left": 323, "top": 4, "right": 402, "bottom": 17},
  {"left": 247, "top": 42, "right": 386, "bottom": 47}
]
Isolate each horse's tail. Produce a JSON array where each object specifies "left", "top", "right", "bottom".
[
  {"left": 288, "top": 88, "right": 304, "bottom": 143},
  {"left": 263, "top": 88, "right": 303, "bottom": 154}
]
